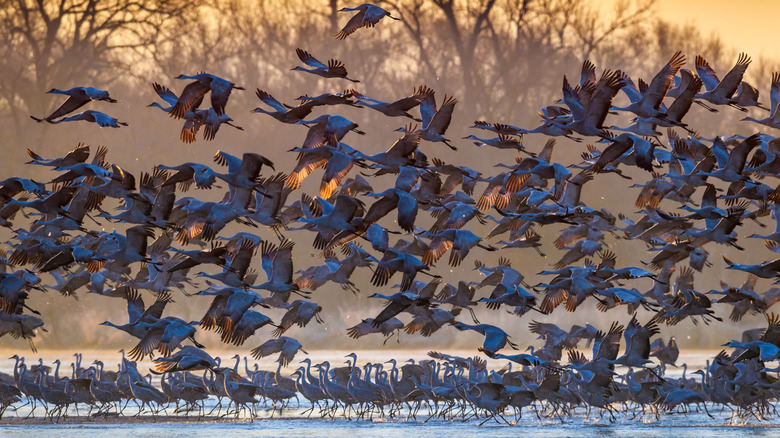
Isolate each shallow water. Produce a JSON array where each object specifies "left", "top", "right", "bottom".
[
  {"left": 3, "top": 396, "right": 779, "bottom": 437},
  {"left": 3, "top": 413, "right": 780, "bottom": 438}
]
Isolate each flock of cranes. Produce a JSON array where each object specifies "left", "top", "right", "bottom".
[{"left": 4, "top": 1, "right": 780, "bottom": 424}]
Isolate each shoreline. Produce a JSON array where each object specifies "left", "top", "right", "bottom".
[{"left": 2, "top": 412, "right": 780, "bottom": 427}]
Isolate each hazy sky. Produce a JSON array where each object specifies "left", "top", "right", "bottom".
[{"left": 603, "top": 0, "right": 779, "bottom": 58}]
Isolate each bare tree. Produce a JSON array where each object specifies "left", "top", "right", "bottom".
[{"left": 0, "top": 0, "right": 192, "bottom": 138}]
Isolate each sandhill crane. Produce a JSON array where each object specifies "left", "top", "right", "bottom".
[
  {"left": 293, "top": 48, "right": 360, "bottom": 82},
  {"left": 695, "top": 133, "right": 761, "bottom": 182},
  {"left": 295, "top": 90, "right": 361, "bottom": 107},
  {"left": 407, "top": 89, "right": 458, "bottom": 150},
  {"left": 403, "top": 307, "right": 458, "bottom": 338},
  {"left": 290, "top": 367, "right": 328, "bottom": 415},
  {"left": 471, "top": 120, "right": 522, "bottom": 136},
  {"left": 553, "top": 239, "right": 603, "bottom": 269},
  {"left": 298, "top": 114, "right": 365, "bottom": 147},
  {"left": 168, "top": 242, "right": 229, "bottom": 273},
  {"left": 0, "top": 313, "right": 46, "bottom": 352},
  {"left": 212, "top": 150, "right": 274, "bottom": 201},
  {"left": 216, "top": 368, "right": 260, "bottom": 418},
  {"left": 561, "top": 69, "right": 625, "bottom": 137},
  {"left": 286, "top": 146, "right": 363, "bottom": 199},
  {"left": 181, "top": 107, "right": 243, "bottom": 142},
  {"left": 695, "top": 53, "right": 751, "bottom": 112},
  {"left": 157, "top": 167, "right": 214, "bottom": 203},
  {"left": 127, "top": 316, "right": 203, "bottom": 361},
  {"left": 293, "top": 245, "right": 370, "bottom": 293},
  {"left": 48, "top": 110, "right": 127, "bottom": 128},
  {"left": 147, "top": 82, "right": 202, "bottom": 115},
  {"left": 25, "top": 143, "right": 90, "bottom": 168},
  {"left": 747, "top": 204, "right": 780, "bottom": 242},
  {"left": 465, "top": 134, "right": 527, "bottom": 153},
  {"left": 100, "top": 290, "right": 171, "bottom": 339},
  {"left": 31, "top": 87, "right": 117, "bottom": 123},
  {"left": 653, "top": 287, "right": 723, "bottom": 326},
  {"left": 336, "top": 3, "right": 400, "bottom": 40},
  {"left": 741, "top": 75, "right": 780, "bottom": 127},
  {"left": 162, "top": 373, "right": 208, "bottom": 415},
  {"left": 658, "top": 388, "right": 711, "bottom": 417},
  {"left": 48, "top": 162, "right": 116, "bottom": 185},
  {"left": 733, "top": 81, "right": 769, "bottom": 110},
  {"left": 629, "top": 73, "right": 702, "bottom": 133},
  {"left": 358, "top": 127, "right": 425, "bottom": 173},
  {"left": 249, "top": 239, "right": 304, "bottom": 305},
  {"left": 520, "top": 114, "right": 580, "bottom": 140},
  {"left": 99, "top": 225, "right": 156, "bottom": 273},
  {"left": 170, "top": 72, "right": 243, "bottom": 118},
  {"left": 367, "top": 291, "right": 434, "bottom": 327},
  {"left": 369, "top": 249, "right": 437, "bottom": 292},
  {"left": 151, "top": 346, "right": 218, "bottom": 374},
  {"left": 591, "top": 132, "right": 656, "bottom": 172},
  {"left": 659, "top": 70, "right": 703, "bottom": 125},
  {"left": 148, "top": 82, "right": 209, "bottom": 141},
  {"left": 768, "top": 72, "right": 780, "bottom": 117},
  {"left": 680, "top": 184, "right": 732, "bottom": 228},
  {"left": 293, "top": 195, "right": 365, "bottom": 249},
  {"left": 0, "top": 178, "right": 47, "bottom": 206},
  {"left": 245, "top": 173, "right": 294, "bottom": 229},
  {"left": 742, "top": 107, "right": 780, "bottom": 130},
  {"left": 350, "top": 86, "right": 429, "bottom": 120},
  {"left": 728, "top": 313, "right": 780, "bottom": 363},
  {"left": 451, "top": 321, "right": 518, "bottom": 355},
  {"left": 357, "top": 187, "right": 420, "bottom": 234},
  {"left": 478, "top": 283, "right": 537, "bottom": 317},
  {"left": 126, "top": 373, "right": 167, "bottom": 417},
  {"left": 272, "top": 300, "right": 322, "bottom": 337},
  {"left": 250, "top": 336, "right": 307, "bottom": 366},
  {"left": 612, "top": 51, "right": 685, "bottom": 120},
  {"left": 38, "top": 368, "right": 73, "bottom": 418},
  {"left": 347, "top": 317, "right": 405, "bottom": 342},
  {"left": 480, "top": 349, "right": 547, "bottom": 367},
  {"left": 610, "top": 317, "right": 659, "bottom": 370},
  {"left": 420, "top": 228, "right": 495, "bottom": 267},
  {"left": 433, "top": 281, "right": 479, "bottom": 321},
  {"left": 199, "top": 287, "right": 262, "bottom": 337},
  {"left": 7, "top": 184, "right": 77, "bottom": 220},
  {"left": 650, "top": 337, "right": 679, "bottom": 367},
  {"left": 222, "top": 309, "right": 274, "bottom": 346},
  {"left": 88, "top": 360, "right": 123, "bottom": 401},
  {"left": 252, "top": 89, "right": 317, "bottom": 124},
  {"left": 722, "top": 256, "right": 780, "bottom": 279}
]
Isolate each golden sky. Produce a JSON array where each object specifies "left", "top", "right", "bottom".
[{"left": 604, "top": 0, "right": 780, "bottom": 58}]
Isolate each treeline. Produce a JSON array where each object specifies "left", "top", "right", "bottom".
[{"left": 3, "top": 1, "right": 774, "bottom": 146}]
